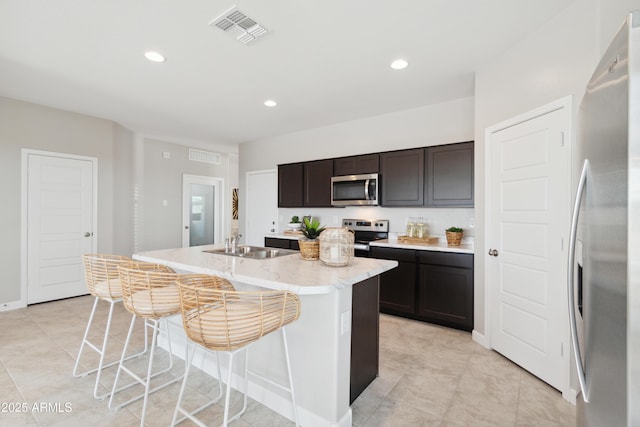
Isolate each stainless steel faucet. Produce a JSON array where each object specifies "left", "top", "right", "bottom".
[{"left": 226, "top": 234, "right": 242, "bottom": 252}]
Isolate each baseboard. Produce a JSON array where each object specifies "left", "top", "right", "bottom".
[
  {"left": 563, "top": 387, "right": 578, "bottom": 405},
  {"left": 472, "top": 329, "right": 489, "bottom": 348},
  {"left": 0, "top": 300, "right": 27, "bottom": 312}
]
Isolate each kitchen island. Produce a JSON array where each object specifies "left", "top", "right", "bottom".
[{"left": 134, "top": 245, "right": 397, "bottom": 427}]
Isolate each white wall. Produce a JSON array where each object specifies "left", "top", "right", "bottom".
[
  {"left": 0, "top": 97, "right": 115, "bottom": 305},
  {"left": 239, "top": 97, "right": 476, "bottom": 242},
  {"left": 473, "top": 0, "right": 640, "bottom": 337},
  {"left": 137, "top": 137, "right": 237, "bottom": 252},
  {"left": 0, "top": 96, "right": 239, "bottom": 307}
]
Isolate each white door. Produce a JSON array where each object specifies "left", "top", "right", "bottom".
[
  {"left": 26, "top": 152, "right": 96, "bottom": 304},
  {"left": 245, "top": 170, "right": 277, "bottom": 247},
  {"left": 487, "top": 100, "right": 570, "bottom": 392},
  {"left": 182, "top": 175, "right": 223, "bottom": 247}
]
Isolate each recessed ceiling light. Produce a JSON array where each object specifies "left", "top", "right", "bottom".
[
  {"left": 144, "top": 51, "right": 166, "bottom": 63},
  {"left": 390, "top": 59, "right": 408, "bottom": 70},
  {"left": 264, "top": 99, "right": 277, "bottom": 107}
]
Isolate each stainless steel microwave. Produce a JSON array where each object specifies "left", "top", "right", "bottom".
[{"left": 331, "top": 173, "right": 379, "bottom": 206}]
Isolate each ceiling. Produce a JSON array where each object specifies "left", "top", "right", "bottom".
[{"left": 0, "top": 1, "right": 574, "bottom": 145}]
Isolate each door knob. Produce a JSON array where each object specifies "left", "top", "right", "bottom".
[
  {"left": 185, "top": 226, "right": 189, "bottom": 229},
  {"left": 84, "top": 232, "right": 93, "bottom": 237},
  {"left": 488, "top": 249, "right": 499, "bottom": 257}
]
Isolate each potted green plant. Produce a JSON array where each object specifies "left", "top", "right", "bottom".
[
  {"left": 299, "top": 217, "right": 326, "bottom": 260},
  {"left": 288, "top": 215, "right": 302, "bottom": 230},
  {"left": 445, "top": 227, "right": 464, "bottom": 246}
]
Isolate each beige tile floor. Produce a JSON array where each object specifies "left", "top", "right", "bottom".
[{"left": 0, "top": 295, "right": 575, "bottom": 426}]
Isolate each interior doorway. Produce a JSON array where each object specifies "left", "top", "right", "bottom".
[
  {"left": 485, "top": 96, "right": 572, "bottom": 398},
  {"left": 245, "top": 169, "right": 277, "bottom": 247},
  {"left": 182, "top": 174, "right": 224, "bottom": 247},
  {"left": 22, "top": 149, "right": 97, "bottom": 304}
]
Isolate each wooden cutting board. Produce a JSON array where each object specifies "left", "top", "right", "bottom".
[{"left": 397, "top": 235, "right": 439, "bottom": 245}]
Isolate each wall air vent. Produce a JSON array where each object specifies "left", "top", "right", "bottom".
[
  {"left": 209, "top": 5, "right": 268, "bottom": 45},
  {"left": 189, "top": 148, "right": 221, "bottom": 165}
]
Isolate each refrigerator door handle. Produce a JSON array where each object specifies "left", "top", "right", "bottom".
[{"left": 568, "top": 159, "right": 589, "bottom": 401}]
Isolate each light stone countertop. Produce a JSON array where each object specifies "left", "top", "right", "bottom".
[
  {"left": 266, "top": 233, "right": 474, "bottom": 254},
  {"left": 134, "top": 244, "right": 397, "bottom": 295},
  {"left": 369, "top": 239, "right": 474, "bottom": 254}
]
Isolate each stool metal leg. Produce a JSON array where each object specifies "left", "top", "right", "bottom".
[
  {"left": 109, "top": 315, "right": 184, "bottom": 426},
  {"left": 73, "top": 297, "right": 148, "bottom": 400},
  {"left": 171, "top": 342, "right": 224, "bottom": 427},
  {"left": 282, "top": 327, "right": 299, "bottom": 426},
  {"left": 222, "top": 347, "right": 249, "bottom": 426}
]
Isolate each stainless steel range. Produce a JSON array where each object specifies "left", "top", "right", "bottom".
[{"left": 342, "top": 219, "right": 389, "bottom": 257}]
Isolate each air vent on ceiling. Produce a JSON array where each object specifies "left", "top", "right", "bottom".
[
  {"left": 189, "top": 148, "right": 221, "bottom": 165},
  {"left": 209, "top": 5, "right": 268, "bottom": 45}
]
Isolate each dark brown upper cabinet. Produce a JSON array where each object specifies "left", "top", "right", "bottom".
[
  {"left": 333, "top": 154, "right": 380, "bottom": 176},
  {"left": 425, "top": 142, "right": 474, "bottom": 207},
  {"left": 380, "top": 148, "right": 425, "bottom": 206},
  {"left": 304, "top": 159, "right": 333, "bottom": 207},
  {"left": 278, "top": 163, "right": 303, "bottom": 207}
]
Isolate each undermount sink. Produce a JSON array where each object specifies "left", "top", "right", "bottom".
[{"left": 204, "top": 245, "right": 297, "bottom": 259}]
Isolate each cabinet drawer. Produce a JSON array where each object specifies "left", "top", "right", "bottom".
[
  {"left": 418, "top": 251, "right": 473, "bottom": 269},
  {"left": 370, "top": 247, "right": 416, "bottom": 263}
]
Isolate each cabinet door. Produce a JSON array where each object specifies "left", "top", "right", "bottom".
[
  {"left": 265, "top": 237, "right": 291, "bottom": 249},
  {"left": 278, "top": 163, "right": 303, "bottom": 207},
  {"left": 304, "top": 159, "right": 333, "bottom": 207},
  {"left": 380, "top": 149, "right": 425, "bottom": 206},
  {"left": 370, "top": 247, "right": 416, "bottom": 315},
  {"left": 417, "top": 263, "right": 473, "bottom": 331},
  {"left": 334, "top": 154, "right": 380, "bottom": 176},
  {"left": 425, "top": 142, "right": 474, "bottom": 207}
]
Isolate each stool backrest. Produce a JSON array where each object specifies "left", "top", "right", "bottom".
[
  {"left": 117, "top": 262, "right": 178, "bottom": 317},
  {"left": 177, "top": 274, "right": 301, "bottom": 351},
  {"left": 82, "top": 254, "right": 132, "bottom": 299}
]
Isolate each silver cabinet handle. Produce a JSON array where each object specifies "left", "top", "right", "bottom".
[
  {"left": 568, "top": 159, "right": 589, "bottom": 401},
  {"left": 84, "top": 232, "right": 93, "bottom": 237},
  {"left": 487, "top": 249, "right": 499, "bottom": 257}
]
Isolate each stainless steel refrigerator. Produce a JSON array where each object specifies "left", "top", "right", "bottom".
[{"left": 568, "top": 10, "right": 640, "bottom": 427}]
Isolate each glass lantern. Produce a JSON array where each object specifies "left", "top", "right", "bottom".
[{"left": 319, "top": 227, "right": 354, "bottom": 267}]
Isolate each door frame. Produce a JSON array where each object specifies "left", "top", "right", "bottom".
[
  {"left": 245, "top": 169, "right": 277, "bottom": 246},
  {"left": 182, "top": 174, "right": 224, "bottom": 247},
  {"left": 20, "top": 149, "right": 98, "bottom": 308},
  {"left": 483, "top": 95, "right": 574, "bottom": 400}
]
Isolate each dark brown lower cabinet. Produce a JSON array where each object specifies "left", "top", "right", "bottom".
[
  {"left": 264, "top": 237, "right": 299, "bottom": 250},
  {"left": 371, "top": 247, "right": 474, "bottom": 332},
  {"left": 370, "top": 247, "right": 417, "bottom": 316},
  {"left": 417, "top": 252, "right": 474, "bottom": 331},
  {"left": 350, "top": 276, "right": 379, "bottom": 403}
]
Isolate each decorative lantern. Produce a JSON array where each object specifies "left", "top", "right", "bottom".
[{"left": 319, "top": 227, "right": 354, "bottom": 267}]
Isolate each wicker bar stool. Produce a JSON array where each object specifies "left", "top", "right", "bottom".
[
  {"left": 108, "top": 262, "right": 184, "bottom": 426},
  {"left": 73, "top": 254, "right": 150, "bottom": 400},
  {"left": 171, "top": 274, "right": 301, "bottom": 427}
]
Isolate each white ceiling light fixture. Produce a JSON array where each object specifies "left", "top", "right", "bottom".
[
  {"left": 144, "top": 51, "right": 166, "bottom": 63},
  {"left": 210, "top": 5, "right": 268, "bottom": 45},
  {"left": 390, "top": 58, "right": 408, "bottom": 70},
  {"left": 264, "top": 99, "right": 277, "bottom": 107}
]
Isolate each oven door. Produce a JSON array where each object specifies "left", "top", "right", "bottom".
[{"left": 331, "top": 174, "right": 378, "bottom": 206}]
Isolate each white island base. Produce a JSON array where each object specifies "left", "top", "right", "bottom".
[{"left": 134, "top": 246, "right": 397, "bottom": 426}]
